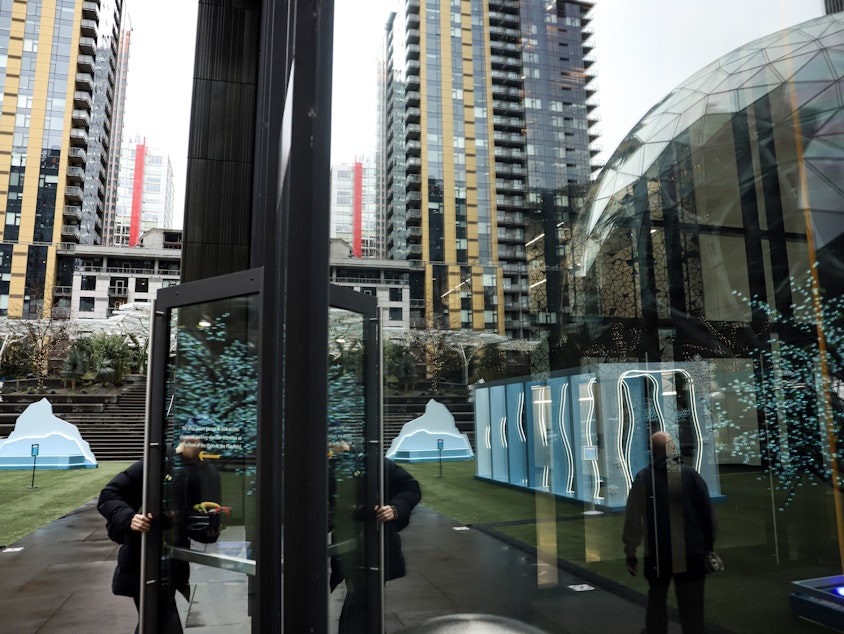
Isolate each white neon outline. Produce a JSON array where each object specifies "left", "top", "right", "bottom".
[
  {"left": 500, "top": 415, "right": 508, "bottom": 448},
  {"left": 485, "top": 425, "right": 491, "bottom": 450},
  {"left": 535, "top": 387, "right": 548, "bottom": 447},
  {"left": 617, "top": 368, "right": 705, "bottom": 477},
  {"left": 583, "top": 377, "right": 603, "bottom": 501},
  {"left": 517, "top": 391, "right": 527, "bottom": 443},
  {"left": 559, "top": 383, "right": 575, "bottom": 494}
]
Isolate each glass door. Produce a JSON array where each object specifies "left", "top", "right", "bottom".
[
  {"left": 142, "top": 269, "right": 262, "bottom": 633},
  {"left": 327, "top": 284, "right": 382, "bottom": 633}
]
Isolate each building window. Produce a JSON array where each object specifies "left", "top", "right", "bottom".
[
  {"left": 389, "top": 307, "right": 403, "bottom": 321},
  {"left": 81, "top": 275, "right": 96, "bottom": 291},
  {"left": 136, "top": 277, "right": 149, "bottom": 293},
  {"left": 389, "top": 287, "right": 402, "bottom": 302},
  {"left": 79, "top": 297, "right": 94, "bottom": 312}
]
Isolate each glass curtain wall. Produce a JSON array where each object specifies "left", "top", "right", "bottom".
[{"left": 369, "top": 8, "right": 844, "bottom": 634}]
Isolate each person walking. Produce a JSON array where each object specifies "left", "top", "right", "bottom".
[{"left": 623, "top": 431, "right": 716, "bottom": 634}]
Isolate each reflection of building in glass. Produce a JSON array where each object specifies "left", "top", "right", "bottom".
[
  {"left": 330, "top": 154, "right": 378, "bottom": 258},
  {"left": 571, "top": 14, "right": 844, "bottom": 468},
  {"left": 826, "top": 0, "right": 844, "bottom": 15},
  {"left": 0, "top": 1, "right": 126, "bottom": 317},
  {"left": 113, "top": 134, "right": 175, "bottom": 247},
  {"left": 379, "top": 1, "right": 600, "bottom": 337}
]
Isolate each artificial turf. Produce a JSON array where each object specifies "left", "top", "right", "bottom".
[
  {"left": 405, "top": 460, "right": 835, "bottom": 633},
  {"left": 0, "top": 461, "right": 131, "bottom": 547}
]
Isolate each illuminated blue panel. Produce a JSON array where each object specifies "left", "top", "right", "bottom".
[
  {"left": 506, "top": 382, "right": 528, "bottom": 487},
  {"left": 474, "top": 386, "right": 492, "bottom": 479},
  {"left": 548, "top": 377, "right": 575, "bottom": 497},
  {"left": 489, "top": 385, "right": 508, "bottom": 483}
]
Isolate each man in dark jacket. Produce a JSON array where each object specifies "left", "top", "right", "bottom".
[
  {"left": 98, "top": 459, "right": 183, "bottom": 633},
  {"left": 623, "top": 432, "right": 716, "bottom": 634}
]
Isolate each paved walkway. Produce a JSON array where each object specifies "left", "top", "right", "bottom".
[{"left": 0, "top": 500, "right": 695, "bottom": 633}]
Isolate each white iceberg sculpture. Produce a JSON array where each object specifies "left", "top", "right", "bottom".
[
  {"left": 0, "top": 398, "right": 97, "bottom": 469},
  {"left": 386, "top": 399, "right": 474, "bottom": 462}
]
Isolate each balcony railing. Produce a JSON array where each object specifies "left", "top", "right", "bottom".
[
  {"left": 64, "top": 185, "right": 84, "bottom": 201},
  {"left": 63, "top": 205, "right": 82, "bottom": 221}
]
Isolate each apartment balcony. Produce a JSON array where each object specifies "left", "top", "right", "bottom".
[
  {"left": 589, "top": 144, "right": 603, "bottom": 157},
  {"left": 80, "top": 18, "right": 97, "bottom": 37},
  {"left": 491, "top": 70, "right": 521, "bottom": 85},
  {"left": 489, "top": 40, "right": 519, "bottom": 53},
  {"left": 493, "top": 146, "right": 524, "bottom": 161},
  {"left": 490, "top": 54, "right": 520, "bottom": 70},
  {"left": 67, "top": 147, "right": 86, "bottom": 165},
  {"left": 406, "top": 28, "right": 420, "bottom": 44},
  {"left": 495, "top": 162, "right": 525, "bottom": 177},
  {"left": 406, "top": 190, "right": 422, "bottom": 203},
  {"left": 495, "top": 178, "right": 524, "bottom": 193},
  {"left": 73, "top": 91, "right": 92, "bottom": 109},
  {"left": 406, "top": 107, "right": 421, "bottom": 123},
  {"left": 75, "top": 72, "right": 95, "bottom": 93},
  {"left": 53, "top": 286, "right": 72, "bottom": 297},
  {"left": 492, "top": 100, "right": 522, "bottom": 114},
  {"left": 589, "top": 127, "right": 601, "bottom": 142},
  {"left": 406, "top": 207, "right": 422, "bottom": 225},
  {"left": 66, "top": 166, "right": 85, "bottom": 183},
  {"left": 498, "top": 228, "right": 525, "bottom": 243},
  {"left": 405, "top": 90, "right": 420, "bottom": 107},
  {"left": 407, "top": 244, "right": 423, "bottom": 258},
  {"left": 406, "top": 173, "right": 422, "bottom": 190},
  {"left": 405, "top": 73, "right": 420, "bottom": 90},
  {"left": 77, "top": 54, "right": 95, "bottom": 74},
  {"left": 71, "top": 109, "right": 90, "bottom": 129},
  {"left": 406, "top": 139, "right": 421, "bottom": 155},
  {"left": 496, "top": 203, "right": 525, "bottom": 217},
  {"left": 406, "top": 226, "right": 423, "bottom": 241},
  {"left": 492, "top": 115, "right": 525, "bottom": 130},
  {"left": 586, "top": 98, "right": 599, "bottom": 112},
  {"left": 405, "top": 10, "right": 420, "bottom": 29},
  {"left": 82, "top": 0, "right": 99, "bottom": 19},
  {"left": 405, "top": 59, "right": 420, "bottom": 76},
  {"left": 63, "top": 205, "right": 82, "bottom": 222},
  {"left": 70, "top": 128, "right": 88, "bottom": 146},
  {"left": 583, "top": 55, "right": 597, "bottom": 69},
  {"left": 61, "top": 225, "right": 81, "bottom": 242},
  {"left": 65, "top": 185, "right": 84, "bottom": 202},
  {"left": 493, "top": 131, "right": 525, "bottom": 147},
  {"left": 108, "top": 286, "right": 128, "bottom": 297},
  {"left": 79, "top": 36, "right": 96, "bottom": 54},
  {"left": 406, "top": 157, "right": 422, "bottom": 173},
  {"left": 489, "top": 0, "right": 519, "bottom": 11},
  {"left": 407, "top": 43, "right": 420, "bottom": 60}
]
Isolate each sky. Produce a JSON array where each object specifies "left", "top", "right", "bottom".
[{"left": 122, "top": 0, "right": 825, "bottom": 227}]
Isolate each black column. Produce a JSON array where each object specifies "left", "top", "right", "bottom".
[{"left": 181, "top": 0, "right": 261, "bottom": 283}]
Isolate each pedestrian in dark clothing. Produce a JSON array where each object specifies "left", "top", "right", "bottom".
[
  {"left": 336, "top": 457, "right": 421, "bottom": 633},
  {"left": 623, "top": 432, "right": 716, "bottom": 634},
  {"left": 97, "top": 459, "right": 183, "bottom": 633}
]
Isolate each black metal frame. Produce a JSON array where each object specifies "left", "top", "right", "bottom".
[{"left": 141, "top": 268, "right": 263, "bottom": 633}]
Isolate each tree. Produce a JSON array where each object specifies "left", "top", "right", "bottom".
[{"left": 0, "top": 317, "right": 74, "bottom": 388}]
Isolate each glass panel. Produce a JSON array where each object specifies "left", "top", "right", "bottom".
[
  {"left": 155, "top": 295, "right": 260, "bottom": 632},
  {"left": 327, "top": 306, "right": 375, "bottom": 633}
]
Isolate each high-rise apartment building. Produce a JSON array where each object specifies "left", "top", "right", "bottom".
[
  {"left": 330, "top": 153, "right": 378, "bottom": 258},
  {"left": 113, "top": 134, "right": 174, "bottom": 247},
  {"left": 102, "top": 23, "right": 130, "bottom": 245},
  {"left": 379, "top": 0, "right": 599, "bottom": 337},
  {"left": 0, "top": 0, "right": 125, "bottom": 318}
]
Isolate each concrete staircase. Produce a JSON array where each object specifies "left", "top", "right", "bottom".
[
  {"left": 0, "top": 377, "right": 147, "bottom": 463},
  {"left": 383, "top": 393, "right": 475, "bottom": 454}
]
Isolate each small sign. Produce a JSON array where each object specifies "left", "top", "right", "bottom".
[
  {"left": 568, "top": 584, "right": 595, "bottom": 592},
  {"left": 3, "top": 547, "right": 24, "bottom": 553},
  {"left": 30, "top": 444, "right": 39, "bottom": 457},
  {"left": 452, "top": 526, "right": 470, "bottom": 531},
  {"left": 437, "top": 438, "right": 444, "bottom": 450}
]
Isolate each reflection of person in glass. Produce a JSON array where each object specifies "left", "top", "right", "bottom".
[
  {"left": 332, "top": 454, "right": 421, "bottom": 634},
  {"left": 623, "top": 431, "right": 716, "bottom": 634}
]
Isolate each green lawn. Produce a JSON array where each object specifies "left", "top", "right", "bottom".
[
  {"left": 404, "top": 460, "right": 834, "bottom": 634},
  {"left": 0, "top": 461, "right": 131, "bottom": 547}
]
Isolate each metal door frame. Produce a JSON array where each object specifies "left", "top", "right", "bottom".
[{"left": 141, "top": 267, "right": 264, "bottom": 633}]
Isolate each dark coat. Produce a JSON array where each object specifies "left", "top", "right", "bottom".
[
  {"left": 97, "top": 460, "right": 145, "bottom": 598},
  {"left": 383, "top": 458, "right": 422, "bottom": 580},
  {"left": 623, "top": 456, "right": 715, "bottom": 577}
]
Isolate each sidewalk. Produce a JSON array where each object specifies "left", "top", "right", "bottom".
[{"left": 0, "top": 500, "right": 689, "bottom": 633}]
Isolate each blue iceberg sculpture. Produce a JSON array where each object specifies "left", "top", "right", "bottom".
[
  {"left": 386, "top": 399, "right": 474, "bottom": 463},
  {"left": 0, "top": 398, "right": 98, "bottom": 469}
]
